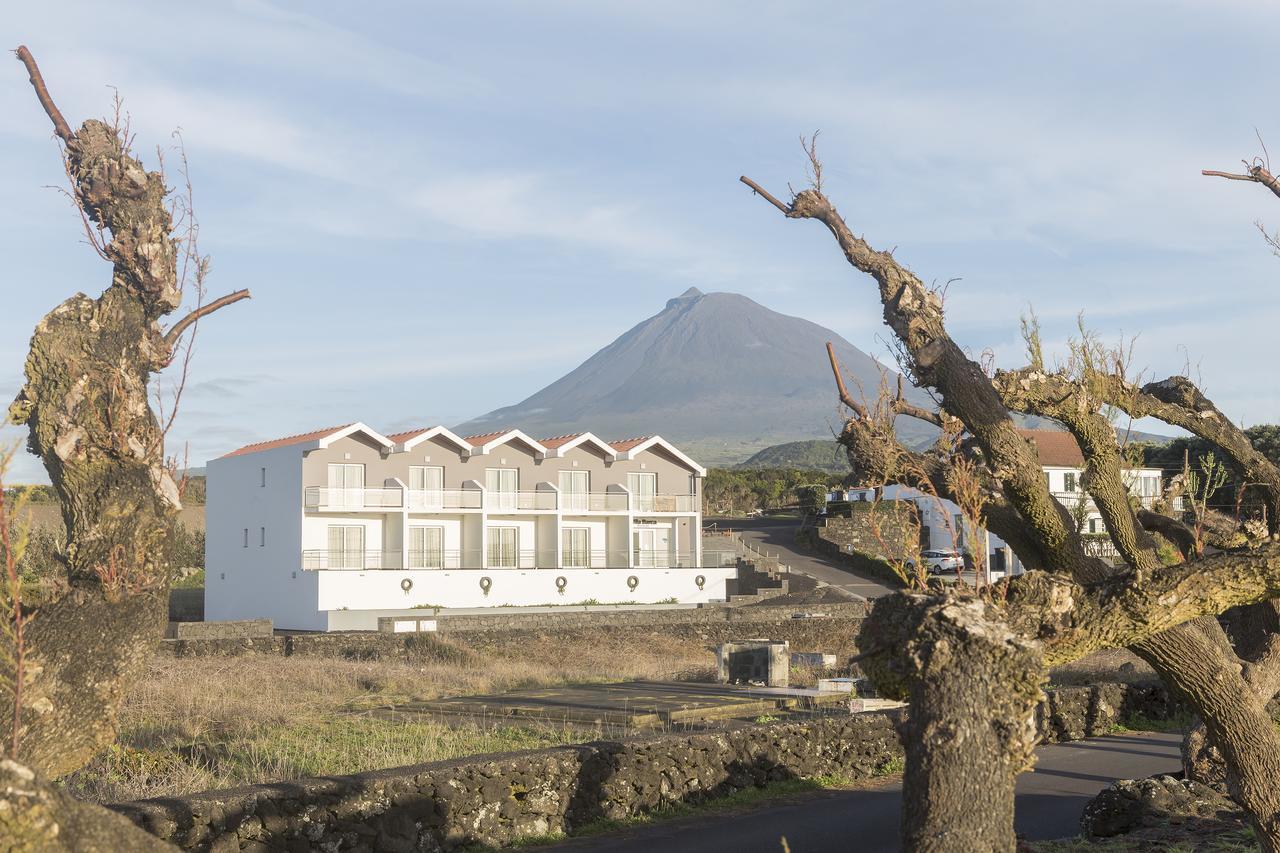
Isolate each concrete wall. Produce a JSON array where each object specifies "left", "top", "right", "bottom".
[
  {"left": 205, "top": 445, "right": 323, "bottom": 631},
  {"left": 164, "top": 619, "right": 272, "bottom": 640},
  {"left": 112, "top": 682, "right": 1179, "bottom": 852}
]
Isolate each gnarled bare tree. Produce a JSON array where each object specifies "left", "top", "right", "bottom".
[
  {"left": 1, "top": 47, "right": 248, "bottom": 849},
  {"left": 742, "top": 141, "right": 1280, "bottom": 851}
]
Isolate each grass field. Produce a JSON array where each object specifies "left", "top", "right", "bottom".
[{"left": 62, "top": 630, "right": 715, "bottom": 803}]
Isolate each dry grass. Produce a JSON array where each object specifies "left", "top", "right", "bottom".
[
  {"left": 1048, "top": 647, "right": 1157, "bottom": 686},
  {"left": 62, "top": 629, "right": 716, "bottom": 804}
]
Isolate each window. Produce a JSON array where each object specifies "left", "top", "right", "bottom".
[
  {"left": 485, "top": 468, "right": 518, "bottom": 512},
  {"left": 1088, "top": 518, "right": 1097, "bottom": 534},
  {"left": 488, "top": 527, "right": 518, "bottom": 567},
  {"left": 409, "top": 466, "right": 445, "bottom": 510},
  {"left": 633, "top": 527, "right": 669, "bottom": 567},
  {"left": 260, "top": 467, "right": 266, "bottom": 487},
  {"left": 1063, "top": 472, "right": 1077, "bottom": 493},
  {"left": 560, "top": 470, "right": 589, "bottom": 512},
  {"left": 409, "top": 526, "right": 444, "bottom": 568},
  {"left": 563, "top": 527, "right": 589, "bottom": 567},
  {"left": 242, "top": 528, "right": 248, "bottom": 548},
  {"left": 1045, "top": 472, "right": 1051, "bottom": 491},
  {"left": 327, "top": 463, "right": 365, "bottom": 508},
  {"left": 326, "top": 525, "right": 365, "bottom": 569},
  {"left": 259, "top": 527, "right": 265, "bottom": 547},
  {"left": 628, "top": 472, "right": 657, "bottom": 513}
]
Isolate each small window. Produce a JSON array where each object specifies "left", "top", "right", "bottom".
[
  {"left": 242, "top": 528, "right": 249, "bottom": 548},
  {"left": 1063, "top": 472, "right": 1077, "bottom": 493},
  {"left": 260, "top": 527, "right": 266, "bottom": 547},
  {"left": 1088, "top": 518, "right": 1097, "bottom": 533},
  {"left": 260, "top": 467, "right": 267, "bottom": 487}
]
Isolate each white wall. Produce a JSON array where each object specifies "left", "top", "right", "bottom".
[
  {"left": 205, "top": 445, "right": 325, "bottom": 631},
  {"left": 315, "top": 567, "right": 735, "bottom": 617}
]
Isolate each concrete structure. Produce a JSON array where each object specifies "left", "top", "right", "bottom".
[
  {"left": 716, "top": 640, "right": 789, "bottom": 687},
  {"left": 205, "top": 423, "right": 735, "bottom": 630}
]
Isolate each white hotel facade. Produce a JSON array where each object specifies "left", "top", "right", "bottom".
[{"left": 205, "top": 423, "right": 734, "bottom": 630}]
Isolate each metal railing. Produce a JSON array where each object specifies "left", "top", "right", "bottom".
[
  {"left": 701, "top": 549, "right": 740, "bottom": 568},
  {"left": 561, "top": 549, "right": 609, "bottom": 568},
  {"left": 405, "top": 549, "right": 486, "bottom": 569},
  {"left": 302, "top": 549, "right": 402, "bottom": 570},
  {"left": 405, "top": 489, "right": 483, "bottom": 511},
  {"left": 304, "top": 487, "right": 403, "bottom": 510},
  {"left": 632, "top": 550, "right": 703, "bottom": 568},
  {"left": 485, "top": 491, "right": 559, "bottom": 512}
]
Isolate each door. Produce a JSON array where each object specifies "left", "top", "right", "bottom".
[
  {"left": 562, "top": 527, "right": 589, "bottom": 567},
  {"left": 559, "top": 470, "right": 589, "bottom": 512},
  {"left": 327, "top": 463, "right": 365, "bottom": 508},
  {"left": 326, "top": 524, "right": 365, "bottom": 569},
  {"left": 628, "top": 472, "right": 656, "bottom": 513},
  {"left": 486, "top": 468, "right": 518, "bottom": 512},
  {"left": 488, "top": 527, "right": 518, "bottom": 567},
  {"left": 410, "top": 466, "right": 444, "bottom": 510},
  {"left": 409, "top": 526, "right": 443, "bottom": 568},
  {"left": 633, "top": 527, "right": 669, "bottom": 567}
]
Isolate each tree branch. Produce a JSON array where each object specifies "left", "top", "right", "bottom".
[
  {"left": 826, "top": 341, "right": 867, "bottom": 417},
  {"left": 1203, "top": 165, "right": 1280, "bottom": 200},
  {"left": 739, "top": 175, "right": 791, "bottom": 214},
  {"left": 161, "top": 289, "right": 251, "bottom": 349},
  {"left": 14, "top": 46, "right": 72, "bottom": 142}
]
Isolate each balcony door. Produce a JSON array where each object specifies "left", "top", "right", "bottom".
[
  {"left": 559, "top": 470, "right": 589, "bottom": 512},
  {"left": 562, "top": 527, "right": 589, "bottom": 567},
  {"left": 327, "top": 463, "right": 365, "bottom": 509},
  {"left": 410, "top": 465, "right": 444, "bottom": 510},
  {"left": 409, "top": 525, "right": 444, "bottom": 568},
  {"left": 628, "top": 472, "right": 656, "bottom": 513},
  {"left": 327, "top": 524, "right": 365, "bottom": 569},
  {"left": 488, "top": 526, "right": 518, "bottom": 567},
  {"left": 633, "top": 527, "right": 669, "bottom": 567},
  {"left": 486, "top": 468, "right": 518, "bottom": 512}
]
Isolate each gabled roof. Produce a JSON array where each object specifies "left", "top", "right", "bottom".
[
  {"left": 1017, "top": 429, "right": 1086, "bottom": 468},
  {"left": 538, "top": 432, "right": 618, "bottom": 460},
  {"left": 390, "top": 425, "right": 472, "bottom": 453},
  {"left": 462, "top": 429, "right": 548, "bottom": 455},
  {"left": 610, "top": 435, "right": 705, "bottom": 476},
  {"left": 220, "top": 422, "right": 393, "bottom": 459}
]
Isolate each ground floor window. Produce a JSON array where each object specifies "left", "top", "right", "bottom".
[
  {"left": 327, "top": 525, "right": 365, "bottom": 569},
  {"left": 488, "top": 526, "right": 518, "bottom": 568},
  {"left": 562, "top": 527, "right": 589, "bottom": 567},
  {"left": 409, "top": 526, "right": 443, "bottom": 568}
]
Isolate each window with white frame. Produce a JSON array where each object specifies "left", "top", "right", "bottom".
[
  {"left": 485, "top": 468, "right": 518, "bottom": 511},
  {"left": 559, "top": 470, "right": 589, "bottom": 512},
  {"left": 326, "top": 525, "right": 365, "bottom": 569},
  {"left": 409, "top": 526, "right": 444, "bottom": 568},
  {"left": 409, "top": 466, "right": 445, "bottom": 510},
  {"left": 327, "top": 463, "right": 365, "bottom": 508},
  {"left": 487, "top": 526, "right": 518, "bottom": 567},
  {"left": 1063, "top": 472, "right": 1077, "bottom": 493},
  {"left": 562, "top": 527, "right": 589, "bottom": 567},
  {"left": 628, "top": 472, "right": 657, "bottom": 512}
]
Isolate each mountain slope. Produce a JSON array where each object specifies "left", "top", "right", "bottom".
[{"left": 456, "top": 288, "right": 938, "bottom": 463}]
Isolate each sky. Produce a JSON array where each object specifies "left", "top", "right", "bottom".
[{"left": 1, "top": 1, "right": 1278, "bottom": 482}]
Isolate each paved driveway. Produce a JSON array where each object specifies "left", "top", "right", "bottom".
[
  {"left": 713, "top": 517, "right": 896, "bottom": 600},
  {"left": 538, "top": 731, "right": 1182, "bottom": 852}
]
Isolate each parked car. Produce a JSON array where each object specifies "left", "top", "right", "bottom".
[{"left": 919, "top": 549, "right": 964, "bottom": 574}]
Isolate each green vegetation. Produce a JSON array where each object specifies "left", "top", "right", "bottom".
[
  {"left": 1142, "top": 424, "right": 1280, "bottom": 516},
  {"left": 737, "top": 440, "right": 849, "bottom": 473},
  {"left": 1108, "top": 710, "right": 1195, "bottom": 735},
  {"left": 873, "top": 755, "right": 905, "bottom": 776},
  {"left": 704, "top": 467, "right": 844, "bottom": 516}
]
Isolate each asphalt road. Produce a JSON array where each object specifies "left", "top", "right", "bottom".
[
  {"left": 715, "top": 517, "right": 896, "bottom": 599},
  {"left": 540, "top": 731, "right": 1182, "bottom": 852}
]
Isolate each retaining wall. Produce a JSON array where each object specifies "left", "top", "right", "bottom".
[
  {"left": 112, "top": 682, "right": 1175, "bottom": 852},
  {"left": 164, "top": 619, "right": 273, "bottom": 640}
]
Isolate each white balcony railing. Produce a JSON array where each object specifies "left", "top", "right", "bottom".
[
  {"left": 485, "top": 491, "right": 559, "bottom": 512},
  {"left": 405, "top": 489, "right": 484, "bottom": 511},
  {"left": 304, "top": 487, "right": 403, "bottom": 511},
  {"left": 302, "top": 549, "right": 402, "bottom": 570},
  {"left": 632, "top": 494, "right": 697, "bottom": 513}
]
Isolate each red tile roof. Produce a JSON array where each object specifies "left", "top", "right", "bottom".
[
  {"left": 539, "top": 433, "right": 585, "bottom": 449},
  {"left": 1017, "top": 429, "right": 1085, "bottom": 468},
  {"left": 462, "top": 430, "right": 512, "bottom": 447},
  {"left": 220, "top": 424, "right": 354, "bottom": 459},
  {"left": 386, "top": 427, "right": 430, "bottom": 442},
  {"left": 609, "top": 436, "right": 651, "bottom": 452}
]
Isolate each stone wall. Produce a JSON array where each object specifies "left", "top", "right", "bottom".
[
  {"left": 428, "top": 602, "right": 866, "bottom": 633},
  {"left": 111, "top": 681, "right": 1176, "bottom": 852},
  {"left": 113, "top": 713, "right": 902, "bottom": 852},
  {"left": 164, "top": 619, "right": 273, "bottom": 640},
  {"left": 801, "top": 508, "right": 921, "bottom": 588}
]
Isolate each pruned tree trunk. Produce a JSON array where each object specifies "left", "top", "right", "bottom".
[
  {"left": 1, "top": 46, "right": 247, "bottom": 847},
  {"left": 861, "top": 593, "right": 1043, "bottom": 852}
]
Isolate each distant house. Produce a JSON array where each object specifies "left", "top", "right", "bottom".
[{"left": 205, "top": 423, "right": 731, "bottom": 631}]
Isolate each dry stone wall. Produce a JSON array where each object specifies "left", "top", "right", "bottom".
[{"left": 112, "top": 682, "right": 1176, "bottom": 852}]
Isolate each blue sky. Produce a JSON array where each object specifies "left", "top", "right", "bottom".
[{"left": 2, "top": 1, "right": 1278, "bottom": 482}]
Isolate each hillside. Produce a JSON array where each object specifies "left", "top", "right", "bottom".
[
  {"left": 456, "top": 288, "right": 938, "bottom": 464},
  {"left": 737, "top": 440, "right": 849, "bottom": 473}
]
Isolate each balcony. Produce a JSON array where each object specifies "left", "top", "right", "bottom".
[
  {"left": 302, "top": 549, "right": 402, "bottom": 570},
  {"left": 305, "top": 487, "right": 403, "bottom": 512},
  {"left": 633, "top": 550, "right": 703, "bottom": 568},
  {"left": 633, "top": 494, "right": 697, "bottom": 513},
  {"left": 561, "top": 492, "right": 630, "bottom": 513},
  {"left": 406, "top": 489, "right": 483, "bottom": 511},
  {"left": 485, "top": 491, "right": 559, "bottom": 513}
]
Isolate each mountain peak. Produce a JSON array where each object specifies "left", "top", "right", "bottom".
[{"left": 666, "top": 287, "right": 704, "bottom": 309}]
